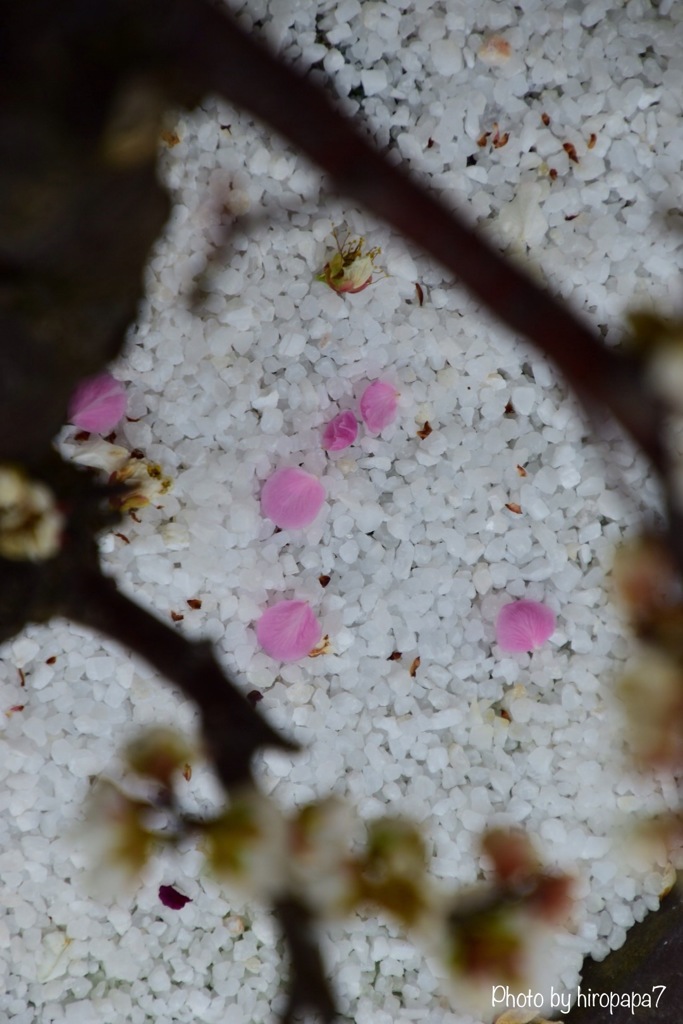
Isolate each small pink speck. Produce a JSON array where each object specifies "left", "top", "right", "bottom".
[
  {"left": 256, "top": 600, "right": 322, "bottom": 662},
  {"left": 68, "top": 373, "right": 127, "bottom": 433},
  {"left": 261, "top": 467, "right": 325, "bottom": 529},
  {"left": 322, "top": 410, "right": 358, "bottom": 452},
  {"left": 359, "top": 380, "right": 398, "bottom": 433},
  {"left": 495, "top": 600, "right": 556, "bottom": 653}
]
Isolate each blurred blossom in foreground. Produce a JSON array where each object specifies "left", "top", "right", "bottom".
[
  {"left": 77, "top": 779, "right": 156, "bottom": 897},
  {"left": 80, "top": 733, "right": 574, "bottom": 1018},
  {"left": 0, "top": 465, "right": 63, "bottom": 561}
]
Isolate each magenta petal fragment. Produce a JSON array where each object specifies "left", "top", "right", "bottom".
[
  {"left": 159, "top": 884, "right": 192, "bottom": 910},
  {"left": 256, "top": 600, "right": 322, "bottom": 662},
  {"left": 322, "top": 410, "right": 358, "bottom": 452},
  {"left": 359, "top": 380, "right": 398, "bottom": 433},
  {"left": 68, "top": 373, "right": 127, "bottom": 432},
  {"left": 495, "top": 600, "right": 556, "bottom": 653},
  {"left": 261, "top": 467, "right": 325, "bottom": 529}
]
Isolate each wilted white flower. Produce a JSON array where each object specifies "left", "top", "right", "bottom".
[{"left": 70, "top": 439, "right": 172, "bottom": 512}]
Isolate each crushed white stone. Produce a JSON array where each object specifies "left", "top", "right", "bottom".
[{"left": 2, "top": 0, "right": 683, "bottom": 1021}]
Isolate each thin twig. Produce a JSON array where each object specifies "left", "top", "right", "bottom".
[
  {"left": 162, "top": 0, "right": 667, "bottom": 477},
  {"left": 63, "top": 568, "right": 298, "bottom": 789}
]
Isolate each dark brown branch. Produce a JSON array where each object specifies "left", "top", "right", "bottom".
[
  {"left": 157, "top": 0, "right": 667, "bottom": 478},
  {"left": 63, "top": 567, "right": 298, "bottom": 789},
  {"left": 273, "top": 898, "right": 338, "bottom": 1024}
]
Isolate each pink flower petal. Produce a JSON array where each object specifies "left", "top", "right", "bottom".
[
  {"left": 261, "top": 467, "right": 325, "bottom": 529},
  {"left": 68, "top": 373, "right": 127, "bottom": 433},
  {"left": 256, "top": 600, "right": 322, "bottom": 661},
  {"left": 322, "top": 410, "right": 358, "bottom": 452},
  {"left": 495, "top": 600, "right": 556, "bottom": 653},
  {"left": 359, "top": 380, "right": 398, "bottom": 433},
  {"left": 159, "top": 884, "right": 192, "bottom": 910}
]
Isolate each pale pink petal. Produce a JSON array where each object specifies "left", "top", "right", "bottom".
[
  {"left": 68, "top": 373, "right": 127, "bottom": 432},
  {"left": 256, "top": 600, "right": 322, "bottom": 661},
  {"left": 359, "top": 380, "right": 398, "bottom": 433},
  {"left": 322, "top": 410, "right": 358, "bottom": 452},
  {"left": 261, "top": 467, "right": 325, "bottom": 529},
  {"left": 495, "top": 600, "right": 556, "bottom": 653}
]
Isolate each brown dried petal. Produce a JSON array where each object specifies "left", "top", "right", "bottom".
[
  {"left": 563, "top": 141, "right": 579, "bottom": 163},
  {"left": 160, "top": 129, "right": 181, "bottom": 148},
  {"left": 308, "top": 634, "right": 332, "bottom": 658}
]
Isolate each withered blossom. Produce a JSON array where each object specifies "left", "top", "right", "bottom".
[{"left": 317, "top": 229, "right": 383, "bottom": 294}]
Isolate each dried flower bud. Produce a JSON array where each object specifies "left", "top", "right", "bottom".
[
  {"left": 0, "top": 465, "right": 64, "bottom": 561},
  {"left": 317, "top": 231, "right": 382, "bottom": 294},
  {"left": 69, "top": 438, "right": 171, "bottom": 513},
  {"left": 109, "top": 459, "right": 172, "bottom": 512}
]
